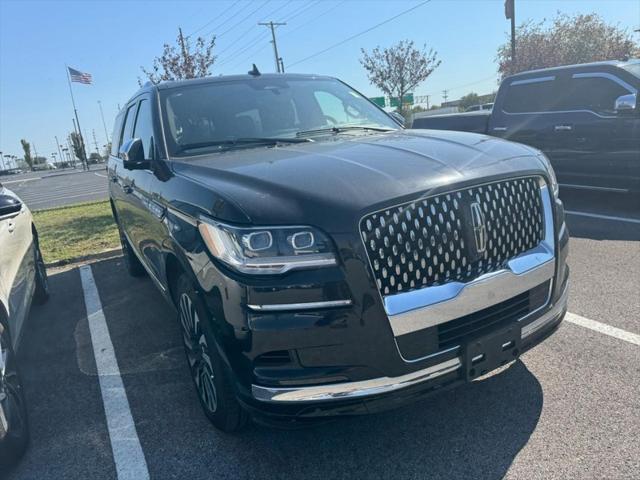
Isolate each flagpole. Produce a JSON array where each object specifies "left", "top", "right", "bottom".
[{"left": 65, "top": 64, "right": 88, "bottom": 170}]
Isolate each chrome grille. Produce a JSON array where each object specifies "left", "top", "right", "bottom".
[{"left": 360, "top": 177, "right": 545, "bottom": 296}]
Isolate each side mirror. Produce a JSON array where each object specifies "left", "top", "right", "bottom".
[
  {"left": 614, "top": 93, "right": 637, "bottom": 115},
  {"left": 389, "top": 111, "right": 405, "bottom": 127},
  {"left": 119, "top": 138, "right": 149, "bottom": 170},
  {"left": 0, "top": 194, "right": 22, "bottom": 218}
]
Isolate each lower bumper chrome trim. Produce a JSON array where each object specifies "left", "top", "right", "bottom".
[
  {"left": 247, "top": 299, "right": 352, "bottom": 312},
  {"left": 252, "top": 357, "right": 461, "bottom": 403},
  {"left": 521, "top": 281, "right": 568, "bottom": 339}
]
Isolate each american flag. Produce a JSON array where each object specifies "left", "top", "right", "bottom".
[{"left": 68, "top": 67, "right": 92, "bottom": 84}]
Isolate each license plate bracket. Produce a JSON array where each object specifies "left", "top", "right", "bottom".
[{"left": 465, "top": 324, "right": 522, "bottom": 381}]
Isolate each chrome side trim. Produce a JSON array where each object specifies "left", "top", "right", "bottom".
[
  {"left": 510, "top": 75, "right": 555, "bottom": 86},
  {"left": 247, "top": 300, "right": 352, "bottom": 312},
  {"left": 572, "top": 72, "right": 637, "bottom": 94},
  {"left": 521, "top": 280, "right": 568, "bottom": 339},
  {"left": 385, "top": 183, "right": 555, "bottom": 337},
  {"left": 559, "top": 183, "right": 629, "bottom": 193},
  {"left": 251, "top": 357, "right": 461, "bottom": 403}
]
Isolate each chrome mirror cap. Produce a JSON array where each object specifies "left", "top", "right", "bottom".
[{"left": 614, "top": 93, "right": 637, "bottom": 114}]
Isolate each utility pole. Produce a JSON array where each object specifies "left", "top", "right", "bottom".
[
  {"left": 258, "top": 21, "right": 286, "bottom": 73},
  {"left": 98, "top": 100, "right": 110, "bottom": 143},
  {"left": 55, "top": 136, "right": 64, "bottom": 167},
  {"left": 505, "top": 0, "right": 516, "bottom": 71},
  {"left": 442, "top": 90, "right": 449, "bottom": 104}
]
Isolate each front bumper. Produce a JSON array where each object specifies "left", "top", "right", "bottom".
[{"left": 251, "top": 280, "right": 568, "bottom": 405}]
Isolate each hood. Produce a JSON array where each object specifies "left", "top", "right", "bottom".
[{"left": 171, "top": 130, "right": 547, "bottom": 231}]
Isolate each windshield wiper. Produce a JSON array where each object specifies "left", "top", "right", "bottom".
[
  {"left": 296, "top": 125, "right": 396, "bottom": 137},
  {"left": 176, "top": 137, "right": 313, "bottom": 153}
]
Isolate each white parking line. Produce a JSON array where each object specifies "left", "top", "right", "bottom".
[
  {"left": 1, "top": 177, "right": 41, "bottom": 185},
  {"left": 566, "top": 210, "right": 640, "bottom": 225},
  {"left": 565, "top": 312, "right": 640, "bottom": 346},
  {"left": 79, "top": 266, "right": 150, "bottom": 480}
]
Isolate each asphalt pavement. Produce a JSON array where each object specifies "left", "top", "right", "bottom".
[
  {"left": 4, "top": 189, "right": 640, "bottom": 480},
  {"left": 1, "top": 166, "right": 108, "bottom": 210}
]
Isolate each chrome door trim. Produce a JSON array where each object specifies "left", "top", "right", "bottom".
[
  {"left": 251, "top": 357, "right": 461, "bottom": 403},
  {"left": 384, "top": 183, "right": 555, "bottom": 337},
  {"left": 510, "top": 76, "right": 556, "bottom": 86},
  {"left": 572, "top": 72, "right": 637, "bottom": 94}
]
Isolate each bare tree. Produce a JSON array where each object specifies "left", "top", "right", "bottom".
[
  {"left": 20, "top": 139, "right": 33, "bottom": 171},
  {"left": 70, "top": 132, "right": 87, "bottom": 168},
  {"left": 141, "top": 28, "right": 216, "bottom": 85},
  {"left": 497, "top": 12, "right": 640, "bottom": 77},
  {"left": 360, "top": 40, "right": 441, "bottom": 116}
]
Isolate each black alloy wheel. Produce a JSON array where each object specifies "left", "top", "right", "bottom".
[
  {"left": 174, "top": 274, "right": 247, "bottom": 432},
  {"left": 0, "top": 323, "right": 29, "bottom": 468}
]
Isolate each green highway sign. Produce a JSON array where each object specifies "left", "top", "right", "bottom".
[
  {"left": 370, "top": 96, "right": 386, "bottom": 107},
  {"left": 390, "top": 93, "right": 414, "bottom": 107}
]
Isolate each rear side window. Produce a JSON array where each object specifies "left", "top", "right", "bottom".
[
  {"left": 133, "top": 99, "right": 154, "bottom": 160},
  {"left": 118, "top": 103, "right": 138, "bottom": 154},
  {"left": 502, "top": 77, "right": 558, "bottom": 113},
  {"left": 557, "top": 75, "right": 634, "bottom": 115}
]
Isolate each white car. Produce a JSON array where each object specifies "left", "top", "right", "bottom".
[{"left": 0, "top": 183, "right": 48, "bottom": 467}]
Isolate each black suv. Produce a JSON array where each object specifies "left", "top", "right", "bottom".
[{"left": 109, "top": 73, "right": 569, "bottom": 431}]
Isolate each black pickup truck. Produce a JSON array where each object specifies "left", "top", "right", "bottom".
[{"left": 413, "top": 60, "right": 640, "bottom": 193}]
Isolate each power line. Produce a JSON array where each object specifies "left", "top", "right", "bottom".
[
  {"left": 187, "top": 0, "right": 240, "bottom": 38},
  {"left": 279, "top": 0, "right": 346, "bottom": 40},
  {"left": 213, "top": 0, "right": 272, "bottom": 39},
  {"left": 200, "top": 0, "right": 254, "bottom": 38},
  {"left": 215, "top": 0, "right": 294, "bottom": 65},
  {"left": 287, "top": 0, "right": 431, "bottom": 68}
]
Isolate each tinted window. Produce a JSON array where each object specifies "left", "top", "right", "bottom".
[
  {"left": 133, "top": 99, "right": 154, "bottom": 159},
  {"left": 161, "top": 77, "right": 398, "bottom": 156},
  {"left": 110, "top": 112, "right": 124, "bottom": 156},
  {"left": 119, "top": 103, "right": 137, "bottom": 152},
  {"left": 503, "top": 78, "right": 558, "bottom": 113},
  {"left": 557, "top": 75, "right": 632, "bottom": 115}
]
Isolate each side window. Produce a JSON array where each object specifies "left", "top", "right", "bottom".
[
  {"left": 133, "top": 99, "right": 154, "bottom": 160},
  {"left": 119, "top": 103, "right": 138, "bottom": 155},
  {"left": 502, "top": 78, "right": 558, "bottom": 113},
  {"left": 557, "top": 75, "right": 633, "bottom": 115},
  {"left": 110, "top": 112, "right": 124, "bottom": 156}
]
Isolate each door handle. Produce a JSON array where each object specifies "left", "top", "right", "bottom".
[
  {"left": 7, "top": 221, "right": 15, "bottom": 233},
  {"left": 554, "top": 125, "right": 573, "bottom": 131}
]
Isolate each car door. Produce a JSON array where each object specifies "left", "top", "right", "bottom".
[
  {"left": 548, "top": 71, "right": 640, "bottom": 191},
  {"left": 128, "top": 95, "right": 166, "bottom": 281},
  {"left": 489, "top": 75, "right": 560, "bottom": 156},
  {"left": 0, "top": 188, "right": 35, "bottom": 350},
  {"left": 113, "top": 99, "right": 153, "bottom": 268}
]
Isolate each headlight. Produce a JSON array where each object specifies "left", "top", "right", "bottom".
[
  {"left": 537, "top": 153, "right": 559, "bottom": 197},
  {"left": 198, "top": 218, "right": 337, "bottom": 274}
]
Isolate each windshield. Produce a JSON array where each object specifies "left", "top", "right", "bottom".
[{"left": 160, "top": 77, "right": 398, "bottom": 156}]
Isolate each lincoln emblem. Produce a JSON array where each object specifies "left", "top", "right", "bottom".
[{"left": 470, "top": 202, "right": 487, "bottom": 254}]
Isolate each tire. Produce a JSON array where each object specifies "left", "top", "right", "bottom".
[
  {"left": 0, "top": 322, "right": 29, "bottom": 468},
  {"left": 32, "top": 236, "right": 49, "bottom": 305},
  {"left": 118, "top": 227, "right": 146, "bottom": 277},
  {"left": 174, "top": 274, "right": 248, "bottom": 432}
]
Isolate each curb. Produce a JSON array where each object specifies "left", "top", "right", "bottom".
[{"left": 45, "top": 248, "right": 123, "bottom": 269}]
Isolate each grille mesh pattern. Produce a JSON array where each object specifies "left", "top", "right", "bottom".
[{"left": 360, "top": 177, "right": 544, "bottom": 296}]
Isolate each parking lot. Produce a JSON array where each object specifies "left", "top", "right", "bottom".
[
  {"left": 1, "top": 166, "right": 108, "bottom": 210},
  {"left": 3, "top": 190, "right": 639, "bottom": 480}
]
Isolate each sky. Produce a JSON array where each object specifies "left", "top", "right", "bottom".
[{"left": 1, "top": 0, "right": 639, "bottom": 166}]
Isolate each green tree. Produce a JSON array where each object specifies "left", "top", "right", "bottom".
[
  {"left": 498, "top": 12, "right": 640, "bottom": 77},
  {"left": 458, "top": 92, "right": 482, "bottom": 111},
  {"left": 360, "top": 40, "right": 441, "bottom": 116},
  {"left": 141, "top": 28, "right": 216, "bottom": 85},
  {"left": 20, "top": 139, "right": 33, "bottom": 171}
]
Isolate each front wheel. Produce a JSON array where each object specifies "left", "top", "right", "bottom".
[
  {"left": 118, "top": 227, "right": 146, "bottom": 277},
  {"left": 0, "top": 323, "right": 29, "bottom": 468},
  {"left": 174, "top": 274, "right": 248, "bottom": 432}
]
